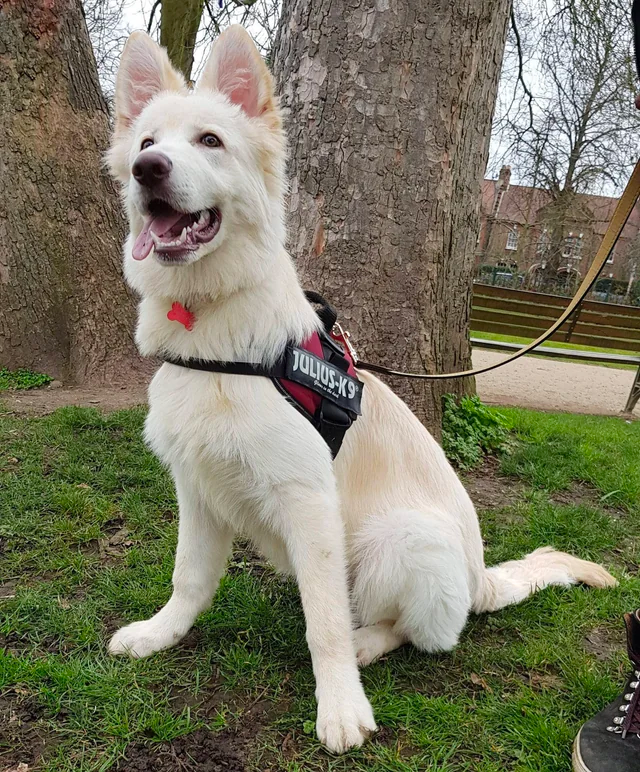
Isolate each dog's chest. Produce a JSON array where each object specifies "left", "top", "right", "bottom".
[
  {"left": 144, "top": 363, "right": 329, "bottom": 499},
  {"left": 146, "top": 365, "right": 261, "bottom": 464}
]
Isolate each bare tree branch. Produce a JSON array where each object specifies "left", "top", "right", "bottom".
[
  {"left": 510, "top": 7, "right": 534, "bottom": 131},
  {"left": 147, "top": 0, "right": 162, "bottom": 34}
]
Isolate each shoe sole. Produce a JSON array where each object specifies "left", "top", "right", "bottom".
[{"left": 572, "top": 729, "right": 591, "bottom": 772}]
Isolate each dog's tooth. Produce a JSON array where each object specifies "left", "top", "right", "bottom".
[{"left": 179, "top": 226, "right": 187, "bottom": 243}]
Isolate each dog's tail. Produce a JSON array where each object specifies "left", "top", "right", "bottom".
[{"left": 473, "top": 547, "right": 617, "bottom": 613}]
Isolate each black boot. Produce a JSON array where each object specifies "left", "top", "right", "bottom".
[{"left": 573, "top": 610, "right": 640, "bottom": 772}]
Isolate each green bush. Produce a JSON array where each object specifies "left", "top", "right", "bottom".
[
  {"left": 0, "top": 367, "right": 52, "bottom": 391},
  {"left": 441, "top": 393, "right": 510, "bottom": 469}
]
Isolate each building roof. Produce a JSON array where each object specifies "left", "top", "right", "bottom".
[{"left": 481, "top": 178, "right": 640, "bottom": 242}]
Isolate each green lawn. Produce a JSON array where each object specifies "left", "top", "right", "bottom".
[
  {"left": 471, "top": 330, "right": 638, "bottom": 370},
  {"left": 1, "top": 405, "right": 639, "bottom": 771}
]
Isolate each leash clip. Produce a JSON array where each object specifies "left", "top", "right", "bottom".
[{"left": 332, "top": 322, "right": 359, "bottom": 364}]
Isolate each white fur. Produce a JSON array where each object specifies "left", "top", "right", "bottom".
[{"left": 107, "top": 27, "right": 618, "bottom": 754}]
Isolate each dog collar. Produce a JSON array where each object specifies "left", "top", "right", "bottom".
[{"left": 162, "top": 292, "right": 362, "bottom": 458}]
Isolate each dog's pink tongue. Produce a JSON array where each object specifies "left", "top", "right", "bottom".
[
  {"left": 132, "top": 222, "right": 154, "bottom": 261},
  {"left": 131, "top": 211, "right": 186, "bottom": 261}
]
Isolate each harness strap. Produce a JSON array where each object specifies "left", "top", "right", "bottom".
[
  {"left": 162, "top": 355, "right": 284, "bottom": 378},
  {"left": 304, "top": 290, "right": 338, "bottom": 333},
  {"left": 162, "top": 327, "right": 362, "bottom": 459}
]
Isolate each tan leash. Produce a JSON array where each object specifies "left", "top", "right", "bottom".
[{"left": 353, "top": 158, "right": 640, "bottom": 380}]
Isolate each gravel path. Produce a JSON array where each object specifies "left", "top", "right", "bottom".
[
  {"left": 473, "top": 349, "right": 639, "bottom": 418},
  {"left": 2, "top": 352, "right": 637, "bottom": 419}
]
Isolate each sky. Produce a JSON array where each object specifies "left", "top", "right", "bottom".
[{"left": 108, "top": 0, "right": 637, "bottom": 199}]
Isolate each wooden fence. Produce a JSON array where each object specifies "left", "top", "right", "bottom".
[{"left": 471, "top": 283, "right": 640, "bottom": 353}]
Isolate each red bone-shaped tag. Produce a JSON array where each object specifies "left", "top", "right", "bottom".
[{"left": 167, "top": 302, "right": 195, "bottom": 331}]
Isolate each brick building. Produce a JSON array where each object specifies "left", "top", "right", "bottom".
[{"left": 476, "top": 166, "right": 640, "bottom": 286}]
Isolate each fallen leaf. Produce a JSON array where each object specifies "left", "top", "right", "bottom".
[
  {"left": 281, "top": 731, "right": 297, "bottom": 755},
  {"left": 528, "top": 672, "right": 563, "bottom": 690},
  {"left": 470, "top": 672, "right": 492, "bottom": 692},
  {"left": 109, "top": 528, "right": 130, "bottom": 546}
]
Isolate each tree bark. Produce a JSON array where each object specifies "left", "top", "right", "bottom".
[
  {"left": 160, "top": 0, "right": 205, "bottom": 82},
  {"left": 273, "top": 0, "right": 511, "bottom": 434},
  {"left": 0, "top": 0, "right": 146, "bottom": 384}
]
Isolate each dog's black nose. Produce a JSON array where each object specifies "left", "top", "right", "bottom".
[{"left": 132, "top": 151, "right": 173, "bottom": 188}]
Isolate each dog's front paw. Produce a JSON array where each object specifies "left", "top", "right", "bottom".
[
  {"left": 108, "top": 619, "right": 173, "bottom": 658},
  {"left": 316, "top": 684, "right": 377, "bottom": 753}
]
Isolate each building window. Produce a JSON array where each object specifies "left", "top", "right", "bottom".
[
  {"left": 506, "top": 227, "right": 519, "bottom": 251},
  {"left": 563, "top": 232, "right": 583, "bottom": 260},
  {"left": 537, "top": 228, "right": 550, "bottom": 255}
]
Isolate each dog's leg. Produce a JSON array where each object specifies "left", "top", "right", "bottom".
[
  {"left": 109, "top": 475, "right": 233, "bottom": 658},
  {"left": 352, "top": 508, "right": 472, "bottom": 655},
  {"left": 282, "top": 487, "right": 376, "bottom": 753}
]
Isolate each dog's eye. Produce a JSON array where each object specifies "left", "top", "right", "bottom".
[
  {"left": 140, "top": 138, "right": 154, "bottom": 150},
  {"left": 200, "top": 133, "right": 222, "bottom": 148}
]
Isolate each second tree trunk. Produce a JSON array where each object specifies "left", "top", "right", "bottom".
[{"left": 273, "top": 0, "right": 511, "bottom": 433}]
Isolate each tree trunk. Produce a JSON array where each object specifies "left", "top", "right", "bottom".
[
  {"left": 540, "top": 190, "right": 574, "bottom": 291},
  {"left": 160, "top": 0, "right": 205, "bottom": 82},
  {"left": 273, "top": 0, "right": 511, "bottom": 434},
  {"left": 0, "top": 0, "right": 146, "bottom": 384}
]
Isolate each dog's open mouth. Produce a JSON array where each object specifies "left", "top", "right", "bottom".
[{"left": 132, "top": 200, "right": 222, "bottom": 262}]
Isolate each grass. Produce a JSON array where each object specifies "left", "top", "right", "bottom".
[
  {"left": 470, "top": 330, "right": 638, "bottom": 370},
  {"left": 0, "top": 368, "right": 52, "bottom": 391},
  {"left": 0, "top": 404, "right": 639, "bottom": 771}
]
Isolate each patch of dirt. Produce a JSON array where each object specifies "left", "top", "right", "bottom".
[
  {"left": 80, "top": 518, "right": 135, "bottom": 565},
  {"left": 516, "top": 669, "right": 564, "bottom": 691},
  {"left": 0, "top": 581, "right": 17, "bottom": 599},
  {"left": 114, "top": 728, "right": 247, "bottom": 772},
  {"left": 462, "top": 456, "right": 525, "bottom": 510},
  {"left": 0, "top": 690, "right": 54, "bottom": 771},
  {"left": 583, "top": 627, "right": 623, "bottom": 661},
  {"left": 0, "top": 629, "right": 66, "bottom": 658},
  {"left": 372, "top": 726, "right": 419, "bottom": 760},
  {"left": 549, "top": 483, "right": 627, "bottom": 518},
  {"left": 1, "top": 384, "right": 148, "bottom": 416},
  {"left": 0, "top": 632, "right": 32, "bottom": 657},
  {"left": 227, "top": 542, "right": 272, "bottom": 579},
  {"left": 463, "top": 457, "right": 628, "bottom": 520},
  {"left": 112, "top": 701, "right": 270, "bottom": 772}
]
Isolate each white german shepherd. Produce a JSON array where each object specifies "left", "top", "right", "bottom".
[{"left": 107, "top": 26, "right": 617, "bottom": 753}]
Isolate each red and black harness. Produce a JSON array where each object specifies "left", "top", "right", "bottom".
[{"left": 162, "top": 292, "right": 363, "bottom": 458}]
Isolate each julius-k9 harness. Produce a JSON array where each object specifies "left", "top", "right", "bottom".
[{"left": 162, "top": 291, "right": 363, "bottom": 458}]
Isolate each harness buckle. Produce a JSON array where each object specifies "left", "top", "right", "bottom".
[{"left": 331, "top": 322, "right": 359, "bottom": 364}]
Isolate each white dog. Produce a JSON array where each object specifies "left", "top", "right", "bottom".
[{"left": 107, "top": 26, "right": 617, "bottom": 754}]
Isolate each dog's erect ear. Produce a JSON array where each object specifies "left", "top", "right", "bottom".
[
  {"left": 197, "top": 26, "right": 276, "bottom": 119},
  {"left": 114, "top": 32, "right": 186, "bottom": 133}
]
